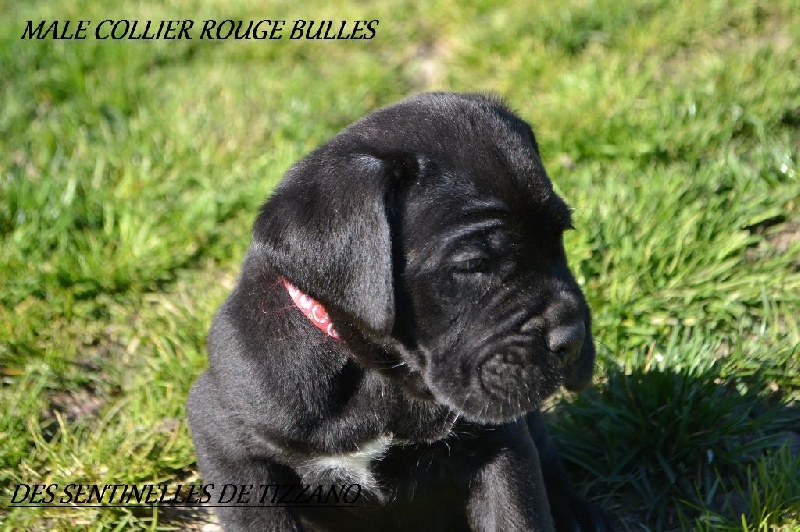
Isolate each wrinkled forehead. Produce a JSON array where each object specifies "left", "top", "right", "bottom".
[
  {"left": 396, "top": 161, "right": 573, "bottom": 277},
  {"left": 351, "top": 93, "right": 571, "bottom": 246},
  {"left": 400, "top": 139, "right": 565, "bottom": 232}
]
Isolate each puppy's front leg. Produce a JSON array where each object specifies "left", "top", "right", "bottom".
[
  {"left": 465, "top": 420, "right": 555, "bottom": 532},
  {"left": 188, "top": 376, "right": 303, "bottom": 532},
  {"left": 206, "top": 461, "right": 303, "bottom": 532}
]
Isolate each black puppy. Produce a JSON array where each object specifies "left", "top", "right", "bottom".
[{"left": 187, "top": 93, "right": 609, "bottom": 531}]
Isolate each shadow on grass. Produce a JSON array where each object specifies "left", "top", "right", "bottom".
[{"left": 549, "top": 360, "right": 800, "bottom": 530}]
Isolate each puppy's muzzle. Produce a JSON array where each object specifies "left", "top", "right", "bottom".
[{"left": 547, "top": 321, "right": 585, "bottom": 367}]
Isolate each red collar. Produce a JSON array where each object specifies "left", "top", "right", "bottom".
[{"left": 283, "top": 279, "right": 340, "bottom": 339}]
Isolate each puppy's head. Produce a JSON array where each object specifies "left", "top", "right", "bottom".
[{"left": 254, "top": 93, "right": 595, "bottom": 423}]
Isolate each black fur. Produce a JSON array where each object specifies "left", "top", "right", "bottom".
[{"left": 187, "top": 93, "right": 611, "bottom": 531}]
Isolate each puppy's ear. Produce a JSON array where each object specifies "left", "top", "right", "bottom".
[{"left": 253, "top": 148, "right": 417, "bottom": 335}]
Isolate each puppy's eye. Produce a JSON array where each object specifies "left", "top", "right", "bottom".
[{"left": 452, "top": 257, "right": 493, "bottom": 274}]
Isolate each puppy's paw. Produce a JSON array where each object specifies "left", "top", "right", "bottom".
[{"left": 549, "top": 494, "right": 613, "bottom": 532}]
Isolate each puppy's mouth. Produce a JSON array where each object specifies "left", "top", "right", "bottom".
[
  {"left": 423, "top": 346, "right": 566, "bottom": 423},
  {"left": 419, "top": 322, "right": 595, "bottom": 423}
]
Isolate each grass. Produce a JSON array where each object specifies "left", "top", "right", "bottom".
[{"left": 1, "top": 0, "right": 798, "bottom": 529}]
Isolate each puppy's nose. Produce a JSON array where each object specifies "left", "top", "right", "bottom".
[{"left": 547, "top": 322, "right": 585, "bottom": 365}]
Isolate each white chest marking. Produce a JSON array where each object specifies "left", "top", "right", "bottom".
[{"left": 304, "top": 436, "right": 393, "bottom": 489}]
